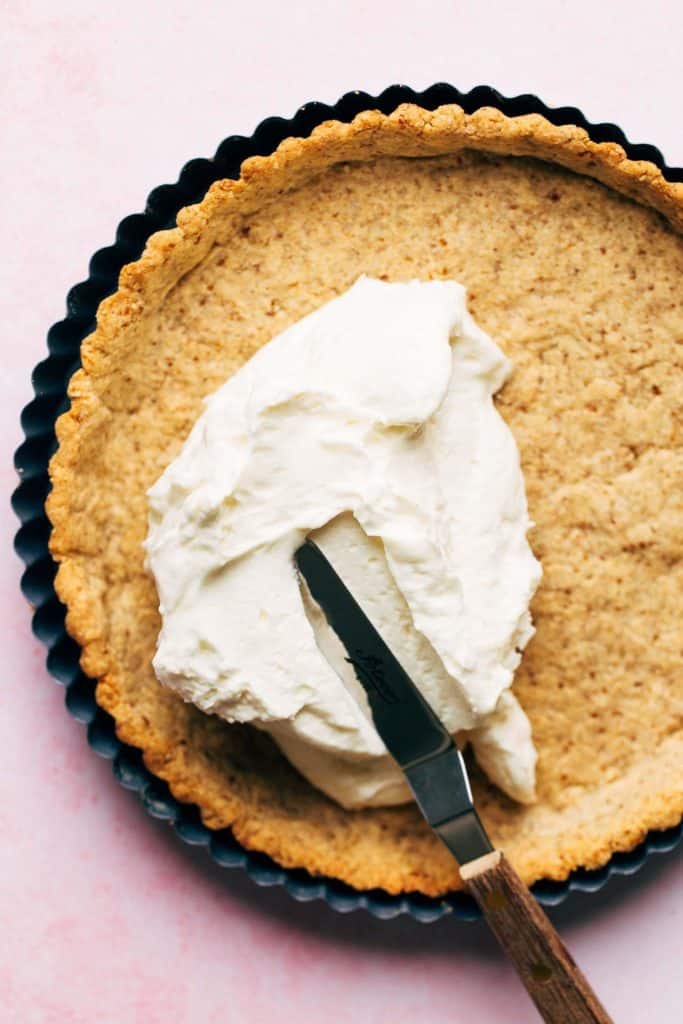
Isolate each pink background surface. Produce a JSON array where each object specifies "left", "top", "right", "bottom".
[{"left": 2, "top": 2, "right": 682, "bottom": 1021}]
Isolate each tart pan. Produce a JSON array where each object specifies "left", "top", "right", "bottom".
[{"left": 13, "top": 82, "right": 682, "bottom": 922}]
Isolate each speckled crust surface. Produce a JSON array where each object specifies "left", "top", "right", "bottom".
[{"left": 47, "top": 104, "right": 683, "bottom": 896}]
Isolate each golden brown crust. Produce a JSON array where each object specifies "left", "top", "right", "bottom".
[{"left": 47, "top": 104, "right": 683, "bottom": 895}]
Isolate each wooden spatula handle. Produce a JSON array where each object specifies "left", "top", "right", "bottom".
[{"left": 461, "top": 851, "right": 612, "bottom": 1024}]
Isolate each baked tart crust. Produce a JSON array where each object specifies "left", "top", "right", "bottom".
[{"left": 47, "top": 104, "right": 683, "bottom": 896}]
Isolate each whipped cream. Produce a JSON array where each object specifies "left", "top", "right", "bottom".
[{"left": 146, "top": 277, "right": 542, "bottom": 808}]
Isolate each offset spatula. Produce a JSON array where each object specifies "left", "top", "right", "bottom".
[{"left": 296, "top": 539, "right": 612, "bottom": 1024}]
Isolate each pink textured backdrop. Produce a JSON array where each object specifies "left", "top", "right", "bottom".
[{"left": 2, "top": 2, "right": 682, "bottom": 1021}]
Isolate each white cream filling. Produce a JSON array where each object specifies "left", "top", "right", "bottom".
[{"left": 145, "top": 276, "right": 542, "bottom": 809}]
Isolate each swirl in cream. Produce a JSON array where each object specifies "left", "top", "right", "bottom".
[{"left": 146, "top": 277, "right": 542, "bottom": 808}]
